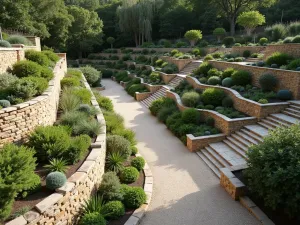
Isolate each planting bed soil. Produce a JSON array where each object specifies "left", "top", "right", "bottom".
[{"left": 234, "top": 170, "right": 300, "bottom": 225}]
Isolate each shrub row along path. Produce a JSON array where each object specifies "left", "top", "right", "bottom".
[{"left": 101, "top": 79, "right": 259, "bottom": 225}]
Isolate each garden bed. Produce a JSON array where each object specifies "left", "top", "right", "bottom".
[{"left": 233, "top": 170, "right": 300, "bottom": 225}]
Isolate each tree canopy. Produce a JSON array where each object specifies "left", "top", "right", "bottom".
[{"left": 237, "top": 11, "right": 265, "bottom": 35}]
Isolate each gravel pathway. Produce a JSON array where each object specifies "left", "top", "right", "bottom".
[{"left": 101, "top": 79, "right": 259, "bottom": 225}]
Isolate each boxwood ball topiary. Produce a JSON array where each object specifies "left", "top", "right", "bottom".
[
  {"left": 12, "top": 60, "right": 42, "bottom": 78},
  {"left": 80, "top": 212, "right": 106, "bottom": 225},
  {"left": 181, "top": 91, "right": 200, "bottom": 107},
  {"left": 25, "top": 50, "right": 50, "bottom": 67},
  {"left": 207, "top": 76, "right": 221, "bottom": 85},
  {"left": 231, "top": 70, "right": 251, "bottom": 86},
  {"left": 277, "top": 90, "right": 292, "bottom": 100},
  {"left": 46, "top": 171, "right": 67, "bottom": 190},
  {"left": 123, "top": 186, "right": 146, "bottom": 209},
  {"left": 259, "top": 73, "right": 278, "bottom": 91},
  {"left": 201, "top": 88, "right": 225, "bottom": 106},
  {"left": 131, "top": 157, "right": 145, "bottom": 171},
  {"left": 106, "top": 135, "right": 132, "bottom": 159},
  {"left": 222, "top": 77, "right": 233, "bottom": 87},
  {"left": 205, "top": 117, "right": 215, "bottom": 126},
  {"left": 0, "top": 100, "right": 11, "bottom": 108},
  {"left": 0, "top": 40, "right": 11, "bottom": 47},
  {"left": 181, "top": 108, "right": 201, "bottom": 124},
  {"left": 101, "top": 201, "right": 125, "bottom": 220},
  {"left": 222, "top": 96, "right": 233, "bottom": 108},
  {"left": 119, "top": 166, "right": 139, "bottom": 183}
]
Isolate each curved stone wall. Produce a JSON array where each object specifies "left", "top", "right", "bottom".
[
  {"left": 0, "top": 56, "right": 67, "bottom": 148},
  {"left": 6, "top": 75, "right": 107, "bottom": 225}
]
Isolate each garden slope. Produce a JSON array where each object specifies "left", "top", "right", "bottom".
[{"left": 101, "top": 79, "right": 259, "bottom": 225}]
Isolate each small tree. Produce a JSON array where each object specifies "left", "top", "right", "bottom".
[
  {"left": 237, "top": 11, "right": 265, "bottom": 36},
  {"left": 213, "top": 28, "right": 226, "bottom": 43},
  {"left": 184, "top": 30, "right": 202, "bottom": 46},
  {"left": 106, "top": 37, "right": 115, "bottom": 49}
]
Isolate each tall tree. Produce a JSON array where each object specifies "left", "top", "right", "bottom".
[
  {"left": 213, "top": 0, "right": 276, "bottom": 35},
  {"left": 65, "top": 0, "right": 100, "bottom": 10},
  {"left": 67, "top": 5, "right": 103, "bottom": 58}
]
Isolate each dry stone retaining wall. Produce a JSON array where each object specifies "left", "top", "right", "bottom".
[
  {"left": 0, "top": 55, "right": 67, "bottom": 147},
  {"left": 209, "top": 60, "right": 300, "bottom": 99},
  {"left": 6, "top": 75, "right": 107, "bottom": 225},
  {"left": 0, "top": 48, "right": 25, "bottom": 73},
  {"left": 231, "top": 46, "right": 266, "bottom": 56}
]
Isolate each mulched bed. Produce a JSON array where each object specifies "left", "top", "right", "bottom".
[
  {"left": 234, "top": 170, "right": 300, "bottom": 225},
  {"left": 107, "top": 156, "right": 145, "bottom": 225},
  {"left": 10, "top": 150, "right": 90, "bottom": 216}
]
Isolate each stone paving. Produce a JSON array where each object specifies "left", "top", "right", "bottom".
[{"left": 101, "top": 79, "right": 260, "bottom": 225}]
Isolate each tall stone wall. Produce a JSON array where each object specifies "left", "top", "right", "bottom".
[
  {"left": 6, "top": 75, "right": 107, "bottom": 225},
  {"left": 0, "top": 56, "right": 67, "bottom": 147},
  {"left": 263, "top": 43, "right": 300, "bottom": 59},
  {"left": 0, "top": 48, "right": 25, "bottom": 73}
]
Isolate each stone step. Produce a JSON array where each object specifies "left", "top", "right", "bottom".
[
  {"left": 225, "top": 136, "right": 248, "bottom": 153},
  {"left": 238, "top": 129, "right": 263, "bottom": 143},
  {"left": 290, "top": 104, "right": 300, "bottom": 111},
  {"left": 285, "top": 107, "right": 300, "bottom": 114},
  {"left": 205, "top": 146, "right": 231, "bottom": 167},
  {"left": 231, "top": 134, "right": 253, "bottom": 148},
  {"left": 270, "top": 113, "right": 299, "bottom": 125},
  {"left": 265, "top": 117, "right": 289, "bottom": 127},
  {"left": 223, "top": 140, "right": 248, "bottom": 159},
  {"left": 243, "top": 125, "right": 269, "bottom": 138},
  {"left": 283, "top": 110, "right": 300, "bottom": 119},
  {"left": 257, "top": 121, "right": 275, "bottom": 130},
  {"left": 209, "top": 142, "right": 246, "bottom": 166},
  {"left": 290, "top": 101, "right": 300, "bottom": 107},
  {"left": 196, "top": 150, "right": 221, "bottom": 178}
]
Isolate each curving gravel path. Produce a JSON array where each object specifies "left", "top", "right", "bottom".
[{"left": 101, "top": 79, "right": 260, "bottom": 225}]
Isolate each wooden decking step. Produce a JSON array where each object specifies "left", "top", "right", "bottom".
[{"left": 196, "top": 151, "right": 221, "bottom": 178}]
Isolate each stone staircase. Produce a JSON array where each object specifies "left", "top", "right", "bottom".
[
  {"left": 179, "top": 61, "right": 202, "bottom": 75},
  {"left": 197, "top": 101, "right": 300, "bottom": 177},
  {"left": 141, "top": 87, "right": 168, "bottom": 108},
  {"left": 167, "top": 76, "right": 185, "bottom": 88}
]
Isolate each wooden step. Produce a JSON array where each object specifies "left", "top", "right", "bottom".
[{"left": 196, "top": 150, "right": 221, "bottom": 178}]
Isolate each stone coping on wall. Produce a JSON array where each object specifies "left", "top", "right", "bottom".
[
  {"left": 0, "top": 56, "right": 67, "bottom": 147},
  {"left": 186, "top": 133, "right": 226, "bottom": 152},
  {"left": 80, "top": 59, "right": 135, "bottom": 65},
  {"left": 5, "top": 74, "right": 107, "bottom": 225},
  {"left": 166, "top": 90, "right": 257, "bottom": 135},
  {"left": 185, "top": 75, "right": 289, "bottom": 119},
  {"left": 210, "top": 60, "right": 300, "bottom": 99},
  {"left": 220, "top": 166, "right": 275, "bottom": 225},
  {"left": 231, "top": 46, "right": 266, "bottom": 55},
  {"left": 160, "top": 56, "right": 192, "bottom": 71}
]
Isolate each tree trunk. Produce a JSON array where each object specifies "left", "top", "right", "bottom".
[
  {"left": 134, "top": 33, "right": 138, "bottom": 47},
  {"left": 230, "top": 17, "right": 235, "bottom": 36},
  {"left": 217, "top": 36, "right": 221, "bottom": 43}
]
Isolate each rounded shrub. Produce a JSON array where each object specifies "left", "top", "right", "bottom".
[
  {"left": 292, "top": 35, "right": 300, "bottom": 43},
  {"left": 243, "top": 50, "right": 251, "bottom": 58},
  {"left": 0, "top": 100, "right": 11, "bottom": 108},
  {"left": 7, "top": 35, "right": 32, "bottom": 45},
  {"left": 259, "top": 73, "right": 278, "bottom": 91},
  {"left": 258, "top": 99, "right": 268, "bottom": 104},
  {"left": 131, "top": 157, "right": 145, "bottom": 171},
  {"left": 9, "top": 78, "right": 38, "bottom": 100},
  {"left": 196, "top": 62, "right": 212, "bottom": 75},
  {"left": 204, "top": 54, "right": 214, "bottom": 61},
  {"left": 232, "top": 70, "right": 251, "bottom": 86},
  {"left": 181, "top": 91, "right": 200, "bottom": 107},
  {"left": 277, "top": 90, "right": 292, "bottom": 100},
  {"left": 40, "top": 67, "right": 54, "bottom": 81},
  {"left": 205, "top": 117, "right": 215, "bottom": 126},
  {"left": 106, "top": 135, "right": 132, "bottom": 159},
  {"left": 42, "top": 50, "right": 60, "bottom": 62},
  {"left": 102, "top": 201, "right": 125, "bottom": 220},
  {"left": 222, "top": 77, "right": 233, "bottom": 87},
  {"left": 80, "top": 212, "right": 106, "bottom": 225},
  {"left": 199, "top": 77, "right": 207, "bottom": 84},
  {"left": 123, "top": 186, "right": 146, "bottom": 209},
  {"left": 182, "top": 108, "right": 200, "bottom": 124},
  {"left": 201, "top": 88, "right": 225, "bottom": 106},
  {"left": 61, "top": 77, "right": 80, "bottom": 88},
  {"left": 72, "top": 88, "right": 92, "bottom": 104},
  {"left": 0, "top": 72, "right": 18, "bottom": 89},
  {"left": 244, "top": 124, "right": 300, "bottom": 217},
  {"left": 283, "top": 37, "right": 293, "bottom": 43},
  {"left": 12, "top": 60, "right": 41, "bottom": 78},
  {"left": 222, "top": 96, "right": 233, "bottom": 107},
  {"left": 80, "top": 66, "right": 101, "bottom": 85},
  {"left": 259, "top": 37, "right": 268, "bottom": 45},
  {"left": 207, "top": 68, "right": 221, "bottom": 77},
  {"left": 266, "top": 52, "right": 292, "bottom": 67},
  {"left": 157, "top": 106, "right": 177, "bottom": 123},
  {"left": 25, "top": 50, "right": 50, "bottom": 66},
  {"left": 98, "top": 172, "right": 123, "bottom": 201},
  {"left": 22, "top": 76, "right": 48, "bottom": 94},
  {"left": 207, "top": 76, "right": 221, "bottom": 85},
  {"left": 0, "top": 40, "right": 11, "bottom": 47},
  {"left": 223, "top": 36, "right": 235, "bottom": 47},
  {"left": 270, "top": 64, "right": 278, "bottom": 68},
  {"left": 222, "top": 67, "right": 236, "bottom": 79},
  {"left": 287, "top": 59, "right": 300, "bottom": 70},
  {"left": 46, "top": 171, "right": 67, "bottom": 190},
  {"left": 119, "top": 166, "right": 139, "bottom": 183}
]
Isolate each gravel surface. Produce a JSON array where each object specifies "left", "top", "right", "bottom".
[{"left": 101, "top": 79, "right": 260, "bottom": 225}]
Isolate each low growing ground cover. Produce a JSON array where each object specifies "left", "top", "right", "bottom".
[{"left": 149, "top": 97, "right": 219, "bottom": 144}]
